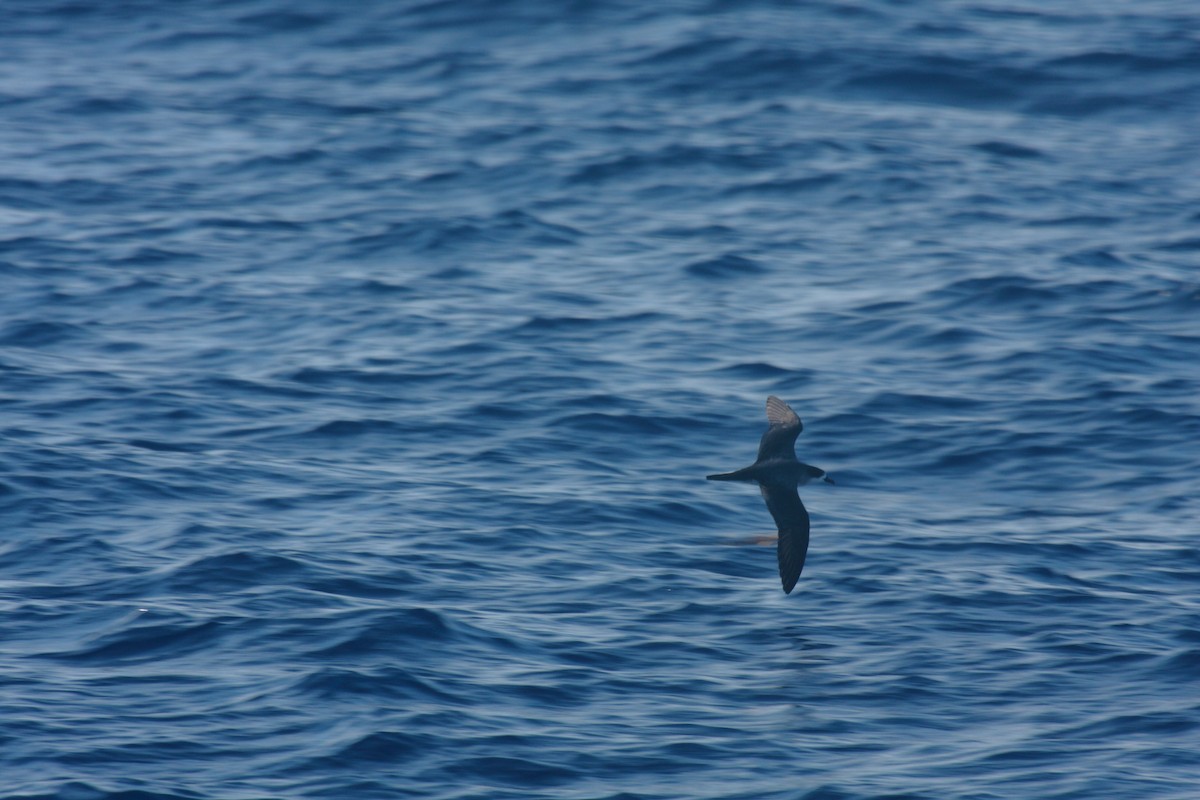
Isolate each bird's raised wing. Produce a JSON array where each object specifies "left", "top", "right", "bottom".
[
  {"left": 757, "top": 395, "right": 802, "bottom": 461},
  {"left": 759, "top": 482, "right": 810, "bottom": 594}
]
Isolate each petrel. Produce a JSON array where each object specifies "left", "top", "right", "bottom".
[{"left": 707, "top": 396, "right": 833, "bottom": 593}]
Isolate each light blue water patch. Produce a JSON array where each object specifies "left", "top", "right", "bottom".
[{"left": 2, "top": 1, "right": 1199, "bottom": 799}]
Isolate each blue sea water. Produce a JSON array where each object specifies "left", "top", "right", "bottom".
[{"left": 2, "top": 1, "right": 1199, "bottom": 798}]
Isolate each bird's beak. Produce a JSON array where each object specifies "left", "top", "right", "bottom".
[{"left": 823, "top": 476, "right": 835, "bottom": 484}]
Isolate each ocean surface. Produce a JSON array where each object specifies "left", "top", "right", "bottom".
[{"left": 2, "top": 2, "right": 1199, "bottom": 798}]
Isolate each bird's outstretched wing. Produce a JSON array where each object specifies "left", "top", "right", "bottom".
[
  {"left": 757, "top": 395, "right": 803, "bottom": 462},
  {"left": 759, "top": 482, "right": 810, "bottom": 594}
]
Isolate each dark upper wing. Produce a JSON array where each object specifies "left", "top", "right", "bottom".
[
  {"left": 759, "top": 483, "right": 810, "bottom": 594},
  {"left": 757, "top": 395, "right": 803, "bottom": 461}
]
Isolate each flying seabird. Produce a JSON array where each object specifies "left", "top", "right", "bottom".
[{"left": 707, "top": 396, "right": 833, "bottom": 594}]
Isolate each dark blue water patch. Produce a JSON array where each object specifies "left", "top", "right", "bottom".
[
  {"left": 1154, "top": 235, "right": 1200, "bottom": 252},
  {"left": 286, "top": 367, "right": 450, "bottom": 389},
  {"left": 48, "top": 618, "right": 230, "bottom": 666},
  {"left": 650, "top": 222, "right": 739, "bottom": 242},
  {"left": 509, "top": 311, "right": 665, "bottom": 335},
  {"left": 1025, "top": 214, "right": 1121, "bottom": 228},
  {"left": 232, "top": 147, "right": 332, "bottom": 173},
  {"left": 971, "top": 140, "right": 1044, "bottom": 160},
  {"left": 0, "top": 320, "right": 88, "bottom": 347},
  {"left": 570, "top": 143, "right": 783, "bottom": 187},
  {"left": 0, "top": 178, "right": 130, "bottom": 209},
  {"left": 1041, "top": 48, "right": 1200, "bottom": 79},
  {"left": 710, "top": 361, "right": 809, "bottom": 380},
  {"left": 684, "top": 253, "right": 765, "bottom": 278},
  {"left": 158, "top": 551, "right": 312, "bottom": 593},
  {"left": 1154, "top": 648, "right": 1200, "bottom": 680},
  {"left": 838, "top": 61, "right": 1026, "bottom": 109},
  {"left": 345, "top": 219, "right": 487, "bottom": 255},
  {"left": 721, "top": 172, "right": 841, "bottom": 197},
  {"left": 854, "top": 392, "right": 985, "bottom": 416},
  {"left": 345, "top": 210, "right": 581, "bottom": 257},
  {"left": 125, "top": 439, "right": 205, "bottom": 454},
  {"left": 431, "top": 755, "right": 582, "bottom": 788},
  {"left": 65, "top": 95, "right": 151, "bottom": 116},
  {"left": 294, "top": 666, "right": 462, "bottom": 704},
  {"left": 1061, "top": 710, "right": 1198, "bottom": 740},
  {"left": 193, "top": 216, "right": 306, "bottom": 232},
  {"left": 912, "top": 325, "right": 987, "bottom": 348},
  {"left": 5, "top": 785, "right": 204, "bottom": 800},
  {"left": 931, "top": 275, "right": 1062, "bottom": 311},
  {"left": 665, "top": 44, "right": 827, "bottom": 97},
  {"left": 236, "top": 10, "right": 330, "bottom": 33},
  {"left": 624, "top": 34, "right": 741, "bottom": 68},
  {"left": 304, "top": 608, "right": 454, "bottom": 660},
  {"left": 1058, "top": 247, "right": 1127, "bottom": 267},
  {"left": 556, "top": 412, "right": 676, "bottom": 437},
  {"left": 309, "top": 729, "right": 437, "bottom": 776},
  {"left": 200, "top": 376, "right": 323, "bottom": 400}
]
